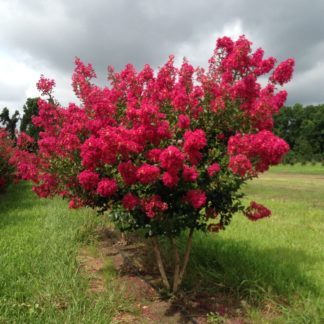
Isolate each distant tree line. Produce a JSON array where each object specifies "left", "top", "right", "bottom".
[{"left": 274, "top": 104, "right": 324, "bottom": 164}]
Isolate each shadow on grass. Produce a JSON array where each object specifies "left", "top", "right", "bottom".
[
  {"left": 0, "top": 181, "right": 48, "bottom": 227},
  {"left": 91, "top": 228, "right": 322, "bottom": 322},
  {"left": 183, "top": 233, "right": 321, "bottom": 303}
]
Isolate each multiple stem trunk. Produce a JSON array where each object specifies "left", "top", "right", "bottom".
[
  {"left": 152, "top": 228, "right": 194, "bottom": 293},
  {"left": 152, "top": 237, "right": 170, "bottom": 290}
]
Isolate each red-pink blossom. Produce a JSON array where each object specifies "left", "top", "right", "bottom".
[
  {"left": 141, "top": 195, "right": 168, "bottom": 218},
  {"left": 118, "top": 161, "right": 138, "bottom": 185},
  {"left": 162, "top": 171, "right": 179, "bottom": 188},
  {"left": 78, "top": 170, "right": 99, "bottom": 191},
  {"left": 228, "top": 131, "right": 289, "bottom": 172},
  {"left": 159, "top": 146, "right": 185, "bottom": 172},
  {"left": 228, "top": 154, "right": 253, "bottom": 177},
  {"left": 136, "top": 163, "right": 160, "bottom": 184},
  {"left": 96, "top": 178, "right": 118, "bottom": 197},
  {"left": 183, "top": 129, "right": 207, "bottom": 165},
  {"left": 16, "top": 132, "right": 34, "bottom": 149},
  {"left": 69, "top": 198, "right": 84, "bottom": 209},
  {"left": 216, "top": 36, "right": 234, "bottom": 53},
  {"left": 122, "top": 193, "right": 140, "bottom": 211},
  {"left": 146, "top": 148, "right": 162, "bottom": 163},
  {"left": 183, "top": 129, "right": 207, "bottom": 152},
  {"left": 207, "top": 163, "right": 221, "bottom": 176},
  {"left": 182, "top": 165, "right": 199, "bottom": 182},
  {"left": 185, "top": 189, "right": 207, "bottom": 209},
  {"left": 270, "top": 58, "right": 295, "bottom": 85},
  {"left": 36, "top": 75, "right": 55, "bottom": 95},
  {"left": 177, "top": 114, "right": 190, "bottom": 129}
]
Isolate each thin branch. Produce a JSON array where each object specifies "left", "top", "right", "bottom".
[
  {"left": 176, "top": 228, "right": 194, "bottom": 292},
  {"left": 171, "top": 237, "right": 180, "bottom": 292},
  {"left": 152, "top": 237, "right": 170, "bottom": 290}
]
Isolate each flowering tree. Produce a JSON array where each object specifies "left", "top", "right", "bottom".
[
  {"left": 0, "top": 128, "right": 15, "bottom": 193},
  {"left": 14, "top": 35, "right": 294, "bottom": 292}
]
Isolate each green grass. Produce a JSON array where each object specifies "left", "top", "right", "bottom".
[
  {"left": 0, "top": 182, "right": 129, "bottom": 324},
  {"left": 1, "top": 164, "right": 324, "bottom": 323},
  {"left": 269, "top": 162, "right": 324, "bottom": 175},
  {"left": 184, "top": 164, "right": 324, "bottom": 323}
]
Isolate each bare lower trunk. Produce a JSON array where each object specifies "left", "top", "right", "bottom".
[
  {"left": 171, "top": 237, "right": 180, "bottom": 292},
  {"left": 172, "top": 228, "right": 194, "bottom": 293},
  {"left": 152, "top": 237, "right": 170, "bottom": 290},
  {"left": 152, "top": 228, "right": 194, "bottom": 293}
]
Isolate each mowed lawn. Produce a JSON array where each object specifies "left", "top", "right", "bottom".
[{"left": 0, "top": 164, "right": 323, "bottom": 323}]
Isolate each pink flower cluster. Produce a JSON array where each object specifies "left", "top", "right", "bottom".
[
  {"left": 228, "top": 130, "right": 289, "bottom": 175},
  {"left": 97, "top": 178, "right": 118, "bottom": 197},
  {"left": 36, "top": 75, "right": 56, "bottom": 96},
  {"left": 185, "top": 189, "right": 207, "bottom": 209},
  {"left": 244, "top": 201, "right": 271, "bottom": 221},
  {"left": 12, "top": 35, "right": 294, "bottom": 231},
  {"left": 207, "top": 163, "right": 221, "bottom": 177},
  {"left": 270, "top": 59, "right": 295, "bottom": 86},
  {"left": 142, "top": 195, "right": 168, "bottom": 218},
  {"left": 78, "top": 170, "right": 99, "bottom": 190}
]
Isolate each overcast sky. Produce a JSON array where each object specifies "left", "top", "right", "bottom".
[{"left": 1, "top": 0, "right": 324, "bottom": 114}]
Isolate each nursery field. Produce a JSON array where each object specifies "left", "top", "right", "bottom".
[{"left": 0, "top": 164, "right": 323, "bottom": 323}]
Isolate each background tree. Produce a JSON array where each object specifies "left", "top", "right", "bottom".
[
  {"left": 20, "top": 97, "right": 41, "bottom": 148},
  {"left": 274, "top": 104, "right": 324, "bottom": 162},
  {"left": 0, "top": 108, "right": 20, "bottom": 140}
]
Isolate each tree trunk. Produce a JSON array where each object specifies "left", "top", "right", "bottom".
[
  {"left": 152, "top": 228, "right": 194, "bottom": 293},
  {"left": 172, "top": 228, "right": 194, "bottom": 293},
  {"left": 171, "top": 237, "right": 180, "bottom": 292},
  {"left": 152, "top": 237, "right": 170, "bottom": 290}
]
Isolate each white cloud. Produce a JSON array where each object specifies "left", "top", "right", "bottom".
[
  {"left": 174, "top": 20, "right": 244, "bottom": 68},
  {"left": 0, "top": 52, "right": 77, "bottom": 114}
]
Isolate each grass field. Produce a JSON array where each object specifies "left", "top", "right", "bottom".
[
  {"left": 0, "top": 164, "right": 323, "bottom": 323},
  {"left": 0, "top": 182, "right": 130, "bottom": 324},
  {"left": 185, "top": 164, "right": 324, "bottom": 323}
]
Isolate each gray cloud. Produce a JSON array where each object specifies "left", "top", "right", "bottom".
[
  {"left": 0, "top": 81, "right": 26, "bottom": 102},
  {"left": 0, "top": 0, "right": 323, "bottom": 108}
]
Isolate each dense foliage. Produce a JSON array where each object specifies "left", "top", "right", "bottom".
[{"left": 274, "top": 104, "right": 324, "bottom": 163}]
